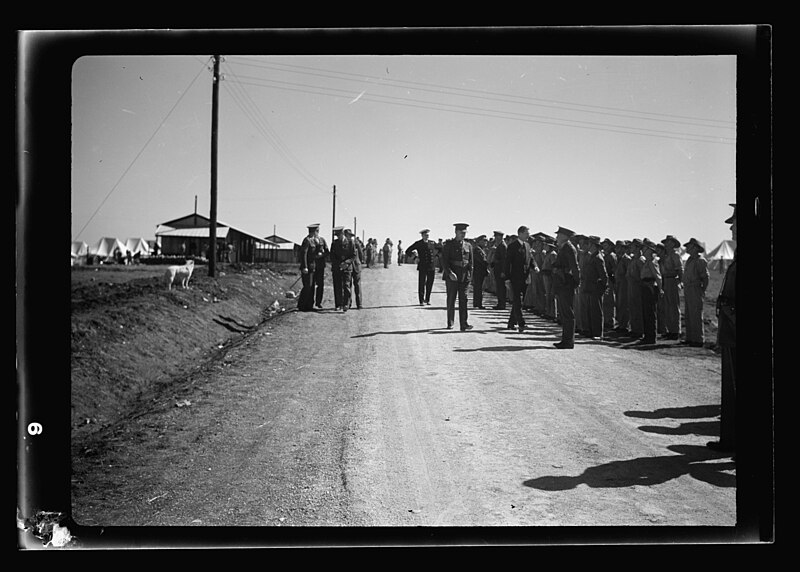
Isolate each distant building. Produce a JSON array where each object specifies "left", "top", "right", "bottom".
[
  {"left": 261, "top": 234, "right": 301, "bottom": 263},
  {"left": 156, "top": 213, "right": 276, "bottom": 263}
]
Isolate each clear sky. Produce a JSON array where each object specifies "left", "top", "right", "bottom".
[{"left": 71, "top": 53, "right": 736, "bottom": 251}]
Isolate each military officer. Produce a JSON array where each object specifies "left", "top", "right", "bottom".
[
  {"left": 552, "top": 226, "right": 580, "bottom": 349},
  {"left": 312, "top": 227, "right": 330, "bottom": 309},
  {"left": 332, "top": 227, "right": 358, "bottom": 312},
  {"left": 708, "top": 204, "right": 736, "bottom": 452},
  {"left": 637, "top": 238, "right": 663, "bottom": 345},
  {"left": 349, "top": 231, "right": 364, "bottom": 309},
  {"left": 532, "top": 233, "right": 549, "bottom": 316},
  {"left": 682, "top": 237, "right": 709, "bottom": 347},
  {"left": 573, "top": 234, "right": 588, "bottom": 336},
  {"left": 601, "top": 238, "right": 617, "bottom": 331},
  {"left": 298, "top": 223, "right": 321, "bottom": 312},
  {"left": 655, "top": 242, "right": 668, "bottom": 337},
  {"left": 613, "top": 240, "right": 631, "bottom": 333},
  {"left": 472, "top": 234, "right": 489, "bottom": 309},
  {"left": 405, "top": 229, "right": 438, "bottom": 305},
  {"left": 330, "top": 226, "right": 345, "bottom": 310},
  {"left": 581, "top": 236, "right": 609, "bottom": 339},
  {"left": 659, "top": 235, "right": 684, "bottom": 340},
  {"left": 541, "top": 238, "right": 558, "bottom": 321},
  {"left": 490, "top": 231, "right": 508, "bottom": 309},
  {"left": 441, "top": 223, "right": 474, "bottom": 331},
  {"left": 505, "top": 226, "right": 534, "bottom": 333}
]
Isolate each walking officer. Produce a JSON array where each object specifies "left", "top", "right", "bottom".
[
  {"left": 682, "top": 237, "right": 709, "bottom": 347},
  {"left": 505, "top": 226, "right": 534, "bottom": 333},
  {"left": 490, "top": 230, "right": 507, "bottom": 309},
  {"left": 659, "top": 235, "right": 684, "bottom": 340},
  {"left": 298, "top": 223, "right": 321, "bottom": 312},
  {"left": 441, "top": 223, "right": 474, "bottom": 331},
  {"left": 552, "top": 226, "right": 580, "bottom": 349},
  {"left": 405, "top": 229, "right": 437, "bottom": 305}
]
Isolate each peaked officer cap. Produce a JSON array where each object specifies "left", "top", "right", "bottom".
[
  {"left": 725, "top": 203, "right": 737, "bottom": 224},
  {"left": 476, "top": 234, "right": 487, "bottom": 241},
  {"left": 683, "top": 237, "right": 705, "bottom": 253},
  {"left": 454, "top": 223, "right": 469, "bottom": 231},
  {"left": 587, "top": 235, "right": 602, "bottom": 247},
  {"left": 493, "top": 230, "right": 505, "bottom": 236},
  {"left": 332, "top": 226, "right": 344, "bottom": 232},
  {"left": 307, "top": 223, "right": 320, "bottom": 229},
  {"left": 420, "top": 228, "right": 431, "bottom": 234},
  {"left": 555, "top": 226, "right": 576, "bottom": 238}
]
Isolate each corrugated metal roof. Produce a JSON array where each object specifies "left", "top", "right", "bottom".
[{"left": 157, "top": 227, "right": 230, "bottom": 238}]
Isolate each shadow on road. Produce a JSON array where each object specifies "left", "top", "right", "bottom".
[
  {"left": 637, "top": 421, "right": 719, "bottom": 437},
  {"left": 523, "top": 444, "right": 735, "bottom": 491},
  {"left": 454, "top": 344, "right": 556, "bottom": 352},
  {"left": 351, "top": 328, "right": 444, "bottom": 338},
  {"left": 625, "top": 404, "right": 720, "bottom": 420}
]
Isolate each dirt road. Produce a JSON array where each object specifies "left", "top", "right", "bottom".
[{"left": 71, "top": 262, "right": 735, "bottom": 534}]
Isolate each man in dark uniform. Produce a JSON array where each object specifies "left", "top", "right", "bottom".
[
  {"left": 441, "top": 223, "right": 474, "bottom": 331},
  {"left": 505, "top": 226, "right": 533, "bottom": 333},
  {"left": 312, "top": 227, "right": 330, "bottom": 309},
  {"left": 332, "top": 227, "right": 358, "bottom": 312},
  {"left": 472, "top": 235, "right": 489, "bottom": 309},
  {"left": 708, "top": 204, "right": 737, "bottom": 452},
  {"left": 405, "top": 229, "right": 437, "bottom": 306},
  {"left": 659, "top": 234, "right": 684, "bottom": 340},
  {"left": 614, "top": 240, "right": 631, "bottom": 333},
  {"left": 490, "top": 230, "right": 507, "bottom": 309},
  {"left": 581, "top": 236, "right": 609, "bottom": 339},
  {"left": 637, "top": 238, "right": 663, "bottom": 345},
  {"left": 601, "top": 238, "right": 617, "bottom": 332},
  {"left": 349, "top": 231, "right": 364, "bottom": 309},
  {"left": 298, "top": 223, "right": 320, "bottom": 312},
  {"left": 330, "top": 226, "right": 344, "bottom": 310},
  {"left": 552, "top": 226, "right": 580, "bottom": 349}
]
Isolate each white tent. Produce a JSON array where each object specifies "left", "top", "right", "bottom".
[
  {"left": 71, "top": 241, "right": 88, "bottom": 257},
  {"left": 706, "top": 239, "right": 736, "bottom": 272},
  {"left": 125, "top": 237, "right": 151, "bottom": 256},
  {"left": 89, "top": 237, "right": 128, "bottom": 259}
]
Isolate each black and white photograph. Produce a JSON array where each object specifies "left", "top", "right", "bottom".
[{"left": 17, "top": 26, "right": 773, "bottom": 549}]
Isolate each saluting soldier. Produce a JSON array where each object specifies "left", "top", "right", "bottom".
[
  {"left": 505, "top": 226, "right": 534, "bottom": 333},
  {"left": 627, "top": 239, "right": 645, "bottom": 339},
  {"left": 472, "top": 234, "right": 489, "bottom": 309},
  {"left": 405, "top": 229, "right": 438, "bottom": 306},
  {"left": 601, "top": 238, "right": 617, "bottom": 331},
  {"left": 659, "top": 235, "right": 684, "bottom": 340},
  {"left": 330, "top": 226, "right": 345, "bottom": 310},
  {"left": 332, "top": 227, "right": 358, "bottom": 312},
  {"left": 682, "top": 237, "right": 709, "bottom": 347},
  {"left": 552, "top": 226, "right": 580, "bottom": 349},
  {"left": 581, "top": 236, "right": 609, "bottom": 339},
  {"left": 441, "top": 223, "right": 474, "bottom": 331},
  {"left": 638, "top": 238, "right": 663, "bottom": 345},
  {"left": 708, "top": 204, "right": 737, "bottom": 452},
  {"left": 490, "top": 231, "right": 508, "bottom": 309},
  {"left": 298, "top": 223, "right": 321, "bottom": 312}
]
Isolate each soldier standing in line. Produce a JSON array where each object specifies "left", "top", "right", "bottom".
[
  {"left": 405, "top": 229, "right": 437, "bottom": 306},
  {"left": 472, "top": 234, "right": 489, "bottom": 309},
  {"left": 490, "top": 231, "right": 508, "bottom": 310},
  {"left": 441, "top": 223, "right": 474, "bottom": 331},
  {"left": 312, "top": 228, "right": 330, "bottom": 309},
  {"left": 298, "top": 223, "right": 321, "bottom": 312},
  {"left": 601, "top": 238, "right": 617, "bottom": 332},
  {"left": 581, "top": 236, "right": 609, "bottom": 339},
  {"left": 659, "top": 235, "right": 684, "bottom": 340},
  {"left": 532, "top": 233, "right": 548, "bottom": 316},
  {"left": 681, "top": 237, "right": 709, "bottom": 347},
  {"left": 349, "top": 232, "right": 364, "bottom": 309},
  {"left": 655, "top": 242, "right": 668, "bottom": 337},
  {"left": 552, "top": 226, "right": 580, "bottom": 349},
  {"left": 708, "top": 204, "right": 736, "bottom": 452},
  {"left": 627, "top": 239, "right": 645, "bottom": 339},
  {"left": 505, "top": 226, "right": 534, "bottom": 333},
  {"left": 541, "top": 238, "right": 558, "bottom": 321},
  {"left": 573, "top": 235, "right": 588, "bottom": 336},
  {"left": 637, "top": 238, "right": 663, "bottom": 345},
  {"left": 614, "top": 240, "right": 631, "bottom": 333},
  {"left": 332, "top": 227, "right": 358, "bottom": 312},
  {"left": 330, "top": 226, "right": 344, "bottom": 310}
]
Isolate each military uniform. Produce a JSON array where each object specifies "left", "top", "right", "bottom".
[
  {"left": 298, "top": 224, "right": 320, "bottom": 311},
  {"left": 330, "top": 227, "right": 344, "bottom": 309},
  {"left": 682, "top": 237, "right": 709, "bottom": 345},
  {"left": 660, "top": 235, "right": 684, "bottom": 339},
  {"left": 580, "top": 237, "right": 609, "bottom": 339},
  {"left": 627, "top": 240, "right": 645, "bottom": 338},
  {"left": 574, "top": 237, "right": 588, "bottom": 335},
  {"left": 552, "top": 227, "right": 580, "bottom": 348},
  {"left": 312, "top": 234, "right": 330, "bottom": 308},
  {"left": 406, "top": 230, "right": 437, "bottom": 305},
  {"left": 541, "top": 241, "right": 558, "bottom": 320},
  {"left": 441, "top": 224, "right": 474, "bottom": 330},
  {"left": 505, "top": 232, "right": 533, "bottom": 332},
  {"left": 601, "top": 239, "right": 617, "bottom": 330},
  {"left": 638, "top": 239, "right": 663, "bottom": 344},
  {"left": 471, "top": 236, "right": 489, "bottom": 309},
  {"left": 490, "top": 232, "right": 507, "bottom": 309},
  {"left": 332, "top": 230, "right": 358, "bottom": 312},
  {"left": 350, "top": 236, "right": 364, "bottom": 309},
  {"left": 614, "top": 241, "right": 631, "bottom": 332}
]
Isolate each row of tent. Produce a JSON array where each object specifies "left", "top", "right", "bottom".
[{"left": 71, "top": 237, "right": 153, "bottom": 261}]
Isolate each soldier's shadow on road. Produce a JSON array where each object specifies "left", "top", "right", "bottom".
[
  {"left": 523, "top": 444, "right": 735, "bottom": 491},
  {"left": 625, "top": 404, "right": 721, "bottom": 438},
  {"left": 351, "top": 328, "right": 442, "bottom": 338}
]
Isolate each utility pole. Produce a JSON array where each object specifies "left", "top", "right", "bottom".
[
  {"left": 331, "top": 185, "right": 336, "bottom": 243},
  {"left": 209, "top": 55, "right": 220, "bottom": 277},
  {"left": 354, "top": 216, "right": 357, "bottom": 238}
]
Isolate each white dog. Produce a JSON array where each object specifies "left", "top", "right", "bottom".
[{"left": 165, "top": 259, "right": 195, "bottom": 290}]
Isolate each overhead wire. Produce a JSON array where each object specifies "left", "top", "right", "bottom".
[
  {"left": 73, "top": 56, "right": 213, "bottom": 242},
  {"left": 228, "top": 56, "right": 736, "bottom": 129}
]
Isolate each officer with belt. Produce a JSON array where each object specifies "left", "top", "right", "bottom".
[
  {"left": 637, "top": 238, "right": 663, "bottom": 345},
  {"left": 405, "top": 228, "right": 437, "bottom": 305},
  {"left": 441, "top": 223, "right": 474, "bottom": 331},
  {"left": 659, "top": 235, "right": 684, "bottom": 340}
]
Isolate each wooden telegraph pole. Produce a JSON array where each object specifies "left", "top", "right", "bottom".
[
  {"left": 331, "top": 185, "right": 336, "bottom": 243},
  {"left": 209, "top": 55, "right": 221, "bottom": 277}
]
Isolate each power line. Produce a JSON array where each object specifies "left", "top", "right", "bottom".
[
  {"left": 228, "top": 56, "right": 735, "bottom": 129},
  {"left": 231, "top": 75, "right": 735, "bottom": 145},
  {"left": 73, "top": 57, "right": 213, "bottom": 242}
]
